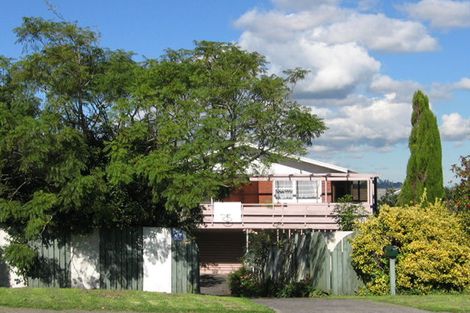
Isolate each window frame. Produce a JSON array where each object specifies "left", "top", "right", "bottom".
[{"left": 273, "top": 180, "right": 321, "bottom": 203}]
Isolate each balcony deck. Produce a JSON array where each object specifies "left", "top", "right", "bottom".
[{"left": 200, "top": 202, "right": 371, "bottom": 230}]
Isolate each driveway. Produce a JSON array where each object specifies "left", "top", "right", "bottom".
[{"left": 254, "top": 298, "right": 432, "bottom": 313}]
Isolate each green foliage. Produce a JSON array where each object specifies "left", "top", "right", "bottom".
[
  {"left": 276, "top": 278, "right": 317, "bottom": 298},
  {"left": 2, "top": 243, "right": 37, "bottom": 277},
  {"left": 333, "top": 195, "right": 366, "bottom": 231},
  {"left": 235, "top": 231, "right": 328, "bottom": 297},
  {"left": 351, "top": 202, "right": 470, "bottom": 295},
  {"left": 243, "top": 230, "right": 278, "bottom": 278},
  {"left": 378, "top": 189, "right": 399, "bottom": 208},
  {"left": 0, "top": 18, "right": 326, "bottom": 275},
  {"left": 228, "top": 267, "right": 262, "bottom": 297},
  {"left": 445, "top": 155, "right": 470, "bottom": 234},
  {"left": 399, "top": 90, "right": 444, "bottom": 205},
  {"left": 229, "top": 267, "right": 321, "bottom": 298}
]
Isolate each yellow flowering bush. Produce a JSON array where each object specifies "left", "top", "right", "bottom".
[{"left": 351, "top": 201, "right": 470, "bottom": 294}]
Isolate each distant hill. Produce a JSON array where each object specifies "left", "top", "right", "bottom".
[{"left": 377, "top": 179, "right": 402, "bottom": 189}]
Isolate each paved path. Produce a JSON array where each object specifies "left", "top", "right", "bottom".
[
  {"left": 200, "top": 274, "right": 230, "bottom": 296},
  {"left": 254, "top": 298, "right": 432, "bottom": 313}
]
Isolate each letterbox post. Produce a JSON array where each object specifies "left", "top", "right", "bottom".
[
  {"left": 383, "top": 245, "right": 399, "bottom": 296},
  {"left": 389, "top": 257, "right": 396, "bottom": 296}
]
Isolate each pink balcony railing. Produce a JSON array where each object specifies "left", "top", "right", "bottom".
[{"left": 200, "top": 202, "right": 371, "bottom": 230}]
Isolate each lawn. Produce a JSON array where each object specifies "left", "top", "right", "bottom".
[
  {"left": 358, "top": 294, "right": 470, "bottom": 313},
  {"left": 0, "top": 288, "right": 273, "bottom": 313}
]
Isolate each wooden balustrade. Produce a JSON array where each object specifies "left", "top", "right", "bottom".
[{"left": 200, "top": 202, "right": 371, "bottom": 230}]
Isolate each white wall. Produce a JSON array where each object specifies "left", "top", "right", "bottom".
[
  {"left": 325, "top": 231, "right": 354, "bottom": 252},
  {"left": 142, "top": 227, "right": 172, "bottom": 293},
  {"left": 70, "top": 230, "right": 100, "bottom": 289},
  {"left": 0, "top": 230, "right": 26, "bottom": 288}
]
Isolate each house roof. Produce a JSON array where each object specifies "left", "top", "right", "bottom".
[
  {"left": 294, "top": 155, "right": 353, "bottom": 173},
  {"left": 243, "top": 143, "right": 372, "bottom": 176}
]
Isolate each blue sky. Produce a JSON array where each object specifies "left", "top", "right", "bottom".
[{"left": 1, "top": 0, "right": 469, "bottom": 184}]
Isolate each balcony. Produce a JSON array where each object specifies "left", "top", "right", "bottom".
[{"left": 200, "top": 202, "right": 372, "bottom": 230}]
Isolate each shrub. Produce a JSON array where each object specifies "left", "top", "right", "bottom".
[
  {"left": 228, "top": 267, "right": 262, "bottom": 297},
  {"left": 333, "top": 195, "right": 366, "bottom": 231},
  {"left": 277, "top": 278, "right": 314, "bottom": 298},
  {"left": 351, "top": 201, "right": 470, "bottom": 294},
  {"left": 379, "top": 188, "right": 399, "bottom": 207}
]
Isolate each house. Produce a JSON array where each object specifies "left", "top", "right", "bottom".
[
  {"left": 0, "top": 153, "right": 377, "bottom": 292},
  {"left": 196, "top": 155, "right": 378, "bottom": 274}
]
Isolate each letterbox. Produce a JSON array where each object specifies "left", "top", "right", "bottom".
[{"left": 383, "top": 245, "right": 399, "bottom": 258}]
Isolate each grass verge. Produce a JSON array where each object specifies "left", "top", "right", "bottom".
[
  {"left": 354, "top": 294, "right": 470, "bottom": 313},
  {"left": 0, "top": 288, "right": 273, "bottom": 313}
]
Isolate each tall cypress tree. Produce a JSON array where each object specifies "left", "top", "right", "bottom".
[{"left": 399, "top": 90, "right": 444, "bottom": 205}]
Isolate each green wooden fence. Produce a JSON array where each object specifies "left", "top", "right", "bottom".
[
  {"left": 22, "top": 228, "right": 199, "bottom": 292},
  {"left": 329, "top": 233, "right": 363, "bottom": 295},
  {"left": 261, "top": 232, "right": 362, "bottom": 295},
  {"left": 28, "top": 236, "right": 71, "bottom": 288},
  {"left": 171, "top": 229, "right": 199, "bottom": 293},
  {"left": 99, "top": 228, "right": 144, "bottom": 290}
]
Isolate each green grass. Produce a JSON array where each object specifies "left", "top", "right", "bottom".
[
  {"left": 0, "top": 288, "right": 273, "bottom": 313},
  {"left": 349, "top": 294, "right": 470, "bottom": 313}
]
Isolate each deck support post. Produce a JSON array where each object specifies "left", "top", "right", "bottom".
[
  {"left": 373, "top": 176, "right": 378, "bottom": 215},
  {"left": 245, "top": 229, "right": 249, "bottom": 253}
]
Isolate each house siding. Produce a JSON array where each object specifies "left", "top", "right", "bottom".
[
  {"left": 223, "top": 181, "right": 273, "bottom": 204},
  {"left": 196, "top": 230, "right": 244, "bottom": 274},
  {"left": 321, "top": 181, "right": 332, "bottom": 203}
]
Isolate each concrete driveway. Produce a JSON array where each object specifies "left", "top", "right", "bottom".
[{"left": 254, "top": 298, "right": 432, "bottom": 313}]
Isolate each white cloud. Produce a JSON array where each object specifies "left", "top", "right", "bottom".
[
  {"left": 238, "top": 30, "right": 380, "bottom": 98},
  {"left": 440, "top": 113, "right": 470, "bottom": 141},
  {"left": 301, "top": 93, "right": 373, "bottom": 108},
  {"left": 311, "top": 93, "right": 412, "bottom": 150},
  {"left": 235, "top": 0, "right": 468, "bottom": 158},
  {"left": 293, "top": 41, "right": 381, "bottom": 98},
  {"left": 454, "top": 77, "right": 470, "bottom": 89},
  {"left": 309, "top": 145, "right": 331, "bottom": 153},
  {"left": 235, "top": 4, "right": 437, "bottom": 99},
  {"left": 307, "top": 106, "right": 334, "bottom": 118},
  {"left": 235, "top": 8, "right": 344, "bottom": 42},
  {"left": 272, "top": 0, "right": 340, "bottom": 11},
  {"left": 370, "top": 75, "right": 422, "bottom": 101},
  {"left": 402, "top": 0, "right": 470, "bottom": 28},
  {"left": 357, "top": 0, "right": 380, "bottom": 11},
  {"left": 309, "top": 13, "right": 437, "bottom": 52},
  {"left": 426, "top": 77, "right": 470, "bottom": 100}
]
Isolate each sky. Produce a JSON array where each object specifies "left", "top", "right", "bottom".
[{"left": 1, "top": 0, "right": 469, "bottom": 184}]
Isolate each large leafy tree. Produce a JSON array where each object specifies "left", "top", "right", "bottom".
[
  {"left": 0, "top": 18, "right": 326, "bottom": 274},
  {"left": 446, "top": 155, "right": 470, "bottom": 234},
  {"left": 398, "top": 90, "right": 444, "bottom": 205}
]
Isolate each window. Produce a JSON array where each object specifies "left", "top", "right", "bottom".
[
  {"left": 332, "top": 180, "right": 368, "bottom": 202},
  {"left": 296, "top": 181, "right": 318, "bottom": 199},
  {"left": 274, "top": 180, "right": 319, "bottom": 201},
  {"left": 274, "top": 181, "right": 293, "bottom": 200},
  {"left": 351, "top": 180, "right": 368, "bottom": 202}
]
